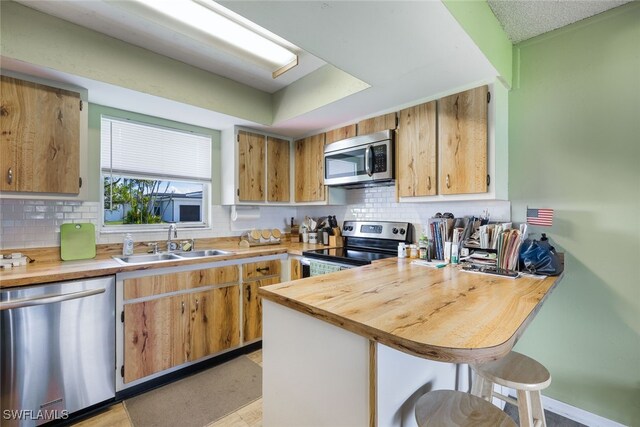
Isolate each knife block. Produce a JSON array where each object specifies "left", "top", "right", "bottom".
[{"left": 328, "top": 235, "right": 343, "bottom": 247}]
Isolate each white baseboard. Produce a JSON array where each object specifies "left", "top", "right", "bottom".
[{"left": 505, "top": 388, "right": 627, "bottom": 427}]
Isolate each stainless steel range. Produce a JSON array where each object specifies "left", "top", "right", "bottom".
[{"left": 302, "top": 220, "right": 413, "bottom": 277}]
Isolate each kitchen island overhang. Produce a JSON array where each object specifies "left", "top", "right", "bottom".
[{"left": 258, "top": 258, "right": 563, "bottom": 427}]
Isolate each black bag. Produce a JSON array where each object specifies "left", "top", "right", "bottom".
[{"left": 519, "top": 234, "right": 563, "bottom": 276}]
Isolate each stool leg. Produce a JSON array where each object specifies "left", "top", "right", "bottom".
[
  {"left": 530, "top": 390, "right": 547, "bottom": 427},
  {"left": 470, "top": 372, "right": 484, "bottom": 397},
  {"left": 517, "top": 389, "right": 534, "bottom": 427}
]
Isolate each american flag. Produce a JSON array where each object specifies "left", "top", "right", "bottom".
[{"left": 527, "top": 208, "right": 554, "bottom": 226}]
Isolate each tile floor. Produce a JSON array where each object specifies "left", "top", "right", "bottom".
[
  {"left": 74, "top": 349, "right": 579, "bottom": 427},
  {"left": 72, "top": 350, "right": 263, "bottom": 427}
]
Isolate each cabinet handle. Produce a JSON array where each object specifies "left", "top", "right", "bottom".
[
  {"left": 427, "top": 176, "right": 431, "bottom": 190},
  {"left": 195, "top": 299, "right": 199, "bottom": 311},
  {"left": 256, "top": 267, "right": 270, "bottom": 273},
  {"left": 446, "top": 174, "right": 450, "bottom": 189},
  {"left": 7, "top": 168, "right": 12, "bottom": 185},
  {"left": 181, "top": 301, "right": 185, "bottom": 314}
]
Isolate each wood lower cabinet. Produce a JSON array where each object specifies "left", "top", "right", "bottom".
[
  {"left": 124, "top": 294, "right": 186, "bottom": 383},
  {"left": 122, "top": 265, "right": 240, "bottom": 383},
  {"left": 397, "top": 101, "right": 437, "bottom": 197},
  {"left": 0, "top": 75, "right": 81, "bottom": 194},
  {"left": 294, "top": 134, "right": 325, "bottom": 202},
  {"left": 438, "top": 85, "right": 488, "bottom": 195},
  {"left": 290, "top": 258, "right": 302, "bottom": 280},
  {"left": 188, "top": 285, "right": 240, "bottom": 361},
  {"left": 242, "top": 260, "right": 281, "bottom": 342},
  {"left": 243, "top": 277, "right": 280, "bottom": 342}
]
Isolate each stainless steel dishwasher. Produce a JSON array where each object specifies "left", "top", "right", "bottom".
[{"left": 1, "top": 276, "right": 115, "bottom": 426}]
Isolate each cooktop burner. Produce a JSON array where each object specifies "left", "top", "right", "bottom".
[
  {"left": 302, "top": 220, "right": 413, "bottom": 267},
  {"left": 303, "top": 247, "right": 396, "bottom": 266}
]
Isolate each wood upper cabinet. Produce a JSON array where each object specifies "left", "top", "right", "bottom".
[
  {"left": 266, "top": 136, "right": 290, "bottom": 202},
  {"left": 238, "top": 130, "right": 265, "bottom": 202},
  {"left": 188, "top": 285, "right": 240, "bottom": 361},
  {"left": 124, "top": 294, "right": 186, "bottom": 383},
  {"left": 325, "top": 124, "right": 356, "bottom": 144},
  {"left": 397, "top": 101, "right": 437, "bottom": 197},
  {"left": 357, "top": 112, "right": 397, "bottom": 135},
  {"left": 0, "top": 75, "right": 81, "bottom": 194},
  {"left": 234, "top": 130, "right": 290, "bottom": 203},
  {"left": 438, "top": 85, "right": 488, "bottom": 195},
  {"left": 294, "top": 134, "right": 325, "bottom": 202}
]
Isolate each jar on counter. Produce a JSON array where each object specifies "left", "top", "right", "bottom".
[
  {"left": 409, "top": 244, "right": 418, "bottom": 259},
  {"left": 418, "top": 236, "right": 429, "bottom": 260}
]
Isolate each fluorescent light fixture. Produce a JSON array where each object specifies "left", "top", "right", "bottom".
[{"left": 130, "top": 0, "right": 298, "bottom": 78}]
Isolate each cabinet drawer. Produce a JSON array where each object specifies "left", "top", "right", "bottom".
[
  {"left": 186, "top": 266, "right": 239, "bottom": 289},
  {"left": 124, "top": 265, "right": 239, "bottom": 300},
  {"left": 243, "top": 260, "right": 281, "bottom": 281}
]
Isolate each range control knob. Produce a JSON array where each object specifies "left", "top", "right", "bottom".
[
  {"left": 399, "top": 228, "right": 406, "bottom": 235},
  {"left": 392, "top": 228, "right": 399, "bottom": 234}
]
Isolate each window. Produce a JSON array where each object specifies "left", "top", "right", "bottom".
[{"left": 101, "top": 116, "right": 212, "bottom": 230}]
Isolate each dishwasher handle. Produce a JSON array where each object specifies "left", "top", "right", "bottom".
[{"left": 0, "top": 288, "right": 106, "bottom": 311}]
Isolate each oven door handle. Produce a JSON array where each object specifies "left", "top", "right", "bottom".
[{"left": 365, "top": 144, "right": 373, "bottom": 177}]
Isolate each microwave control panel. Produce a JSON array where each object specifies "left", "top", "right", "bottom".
[{"left": 373, "top": 145, "right": 387, "bottom": 173}]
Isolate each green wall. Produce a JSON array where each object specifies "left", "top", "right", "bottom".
[
  {"left": 88, "top": 104, "right": 222, "bottom": 204},
  {"left": 509, "top": 4, "right": 640, "bottom": 424},
  {"left": 442, "top": 0, "right": 512, "bottom": 88}
]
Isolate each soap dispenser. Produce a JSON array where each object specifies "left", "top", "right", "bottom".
[{"left": 123, "top": 233, "right": 134, "bottom": 256}]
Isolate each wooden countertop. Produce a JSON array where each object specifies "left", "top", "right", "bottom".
[
  {"left": 259, "top": 258, "right": 563, "bottom": 364},
  {"left": 0, "top": 242, "right": 323, "bottom": 288}
]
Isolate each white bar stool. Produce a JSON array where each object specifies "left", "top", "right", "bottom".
[
  {"left": 415, "top": 390, "right": 517, "bottom": 427},
  {"left": 471, "top": 351, "right": 551, "bottom": 427}
]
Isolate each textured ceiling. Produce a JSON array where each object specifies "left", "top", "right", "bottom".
[{"left": 488, "top": 0, "right": 632, "bottom": 43}]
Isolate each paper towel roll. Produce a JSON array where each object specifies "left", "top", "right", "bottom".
[{"left": 231, "top": 206, "right": 260, "bottom": 221}]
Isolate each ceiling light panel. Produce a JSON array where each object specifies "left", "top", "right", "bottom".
[{"left": 120, "top": 0, "right": 297, "bottom": 71}]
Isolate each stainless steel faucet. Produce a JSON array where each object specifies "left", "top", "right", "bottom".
[{"left": 167, "top": 223, "right": 178, "bottom": 251}]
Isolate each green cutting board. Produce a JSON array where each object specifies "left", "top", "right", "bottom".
[{"left": 60, "top": 223, "right": 96, "bottom": 261}]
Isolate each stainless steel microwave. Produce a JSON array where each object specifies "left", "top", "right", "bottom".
[{"left": 324, "top": 130, "right": 394, "bottom": 187}]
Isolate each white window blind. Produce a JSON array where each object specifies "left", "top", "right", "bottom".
[{"left": 101, "top": 117, "right": 212, "bottom": 181}]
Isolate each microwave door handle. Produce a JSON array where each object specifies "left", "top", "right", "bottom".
[{"left": 365, "top": 145, "right": 373, "bottom": 177}]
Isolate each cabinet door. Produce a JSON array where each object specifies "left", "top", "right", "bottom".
[
  {"left": 439, "top": 86, "right": 488, "bottom": 195},
  {"left": 0, "top": 76, "right": 80, "bottom": 194},
  {"left": 123, "top": 271, "right": 186, "bottom": 300},
  {"left": 188, "top": 285, "right": 241, "bottom": 361},
  {"left": 243, "top": 277, "right": 280, "bottom": 342},
  {"left": 357, "top": 113, "right": 396, "bottom": 135},
  {"left": 398, "top": 101, "right": 437, "bottom": 197},
  {"left": 266, "top": 136, "right": 290, "bottom": 202},
  {"left": 123, "top": 295, "right": 186, "bottom": 383},
  {"left": 325, "top": 124, "right": 356, "bottom": 144},
  {"left": 294, "top": 134, "right": 325, "bottom": 202},
  {"left": 238, "top": 130, "right": 265, "bottom": 202},
  {"left": 290, "top": 258, "right": 302, "bottom": 280}
]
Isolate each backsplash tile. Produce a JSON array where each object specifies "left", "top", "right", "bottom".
[
  {"left": 0, "top": 199, "right": 295, "bottom": 250},
  {"left": 1, "top": 188, "right": 510, "bottom": 249},
  {"left": 297, "top": 186, "right": 511, "bottom": 239}
]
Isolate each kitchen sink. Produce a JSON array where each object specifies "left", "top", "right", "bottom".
[
  {"left": 113, "top": 249, "right": 231, "bottom": 265},
  {"left": 174, "top": 249, "right": 231, "bottom": 258},
  {"left": 113, "top": 253, "right": 182, "bottom": 265}
]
